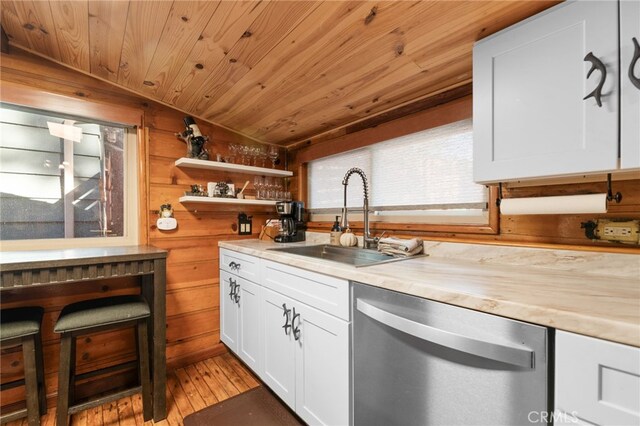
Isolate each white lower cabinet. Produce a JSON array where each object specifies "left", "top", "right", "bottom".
[
  {"left": 261, "top": 287, "right": 297, "bottom": 407},
  {"left": 553, "top": 412, "right": 596, "bottom": 426},
  {"left": 220, "top": 250, "right": 351, "bottom": 426},
  {"left": 555, "top": 330, "right": 640, "bottom": 426},
  {"left": 261, "top": 285, "right": 350, "bottom": 426},
  {"left": 220, "top": 270, "right": 239, "bottom": 351},
  {"left": 237, "top": 278, "right": 262, "bottom": 373},
  {"left": 294, "top": 299, "right": 349, "bottom": 426},
  {"left": 220, "top": 270, "right": 263, "bottom": 373}
]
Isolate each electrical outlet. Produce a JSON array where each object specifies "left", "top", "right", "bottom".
[
  {"left": 596, "top": 220, "right": 640, "bottom": 244},
  {"left": 603, "top": 226, "right": 632, "bottom": 238}
]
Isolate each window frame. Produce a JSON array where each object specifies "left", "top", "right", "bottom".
[
  {"left": 295, "top": 96, "right": 499, "bottom": 236},
  {"left": 0, "top": 82, "right": 145, "bottom": 250}
]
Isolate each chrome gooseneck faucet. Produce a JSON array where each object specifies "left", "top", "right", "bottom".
[{"left": 340, "top": 168, "right": 383, "bottom": 249}]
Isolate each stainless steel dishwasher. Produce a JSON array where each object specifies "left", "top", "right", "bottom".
[{"left": 353, "top": 283, "right": 551, "bottom": 426}]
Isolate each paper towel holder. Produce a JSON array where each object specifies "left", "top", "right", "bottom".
[
  {"left": 606, "top": 174, "right": 622, "bottom": 203},
  {"left": 496, "top": 174, "right": 622, "bottom": 207},
  {"left": 496, "top": 183, "right": 504, "bottom": 207}
]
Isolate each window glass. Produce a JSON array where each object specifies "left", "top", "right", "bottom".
[
  {"left": 0, "top": 104, "right": 127, "bottom": 241},
  {"left": 308, "top": 119, "right": 487, "bottom": 222}
]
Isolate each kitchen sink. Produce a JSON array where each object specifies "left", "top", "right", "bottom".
[{"left": 268, "top": 244, "right": 426, "bottom": 267}]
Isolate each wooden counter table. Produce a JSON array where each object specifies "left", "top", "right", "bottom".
[{"left": 0, "top": 246, "right": 168, "bottom": 422}]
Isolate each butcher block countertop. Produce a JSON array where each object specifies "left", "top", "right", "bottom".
[{"left": 219, "top": 238, "right": 640, "bottom": 347}]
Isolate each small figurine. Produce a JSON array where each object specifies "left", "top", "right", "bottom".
[
  {"left": 159, "top": 204, "right": 174, "bottom": 218},
  {"left": 188, "top": 184, "right": 206, "bottom": 196},
  {"left": 157, "top": 204, "right": 177, "bottom": 231},
  {"left": 176, "top": 116, "right": 209, "bottom": 160},
  {"left": 215, "top": 182, "right": 230, "bottom": 197}
]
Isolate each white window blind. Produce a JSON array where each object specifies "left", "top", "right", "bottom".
[{"left": 308, "top": 119, "right": 487, "bottom": 222}]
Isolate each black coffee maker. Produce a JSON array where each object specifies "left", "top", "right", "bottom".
[{"left": 274, "top": 201, "right": 306, "bottom": 243}]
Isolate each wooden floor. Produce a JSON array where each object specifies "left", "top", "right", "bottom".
[{"left": 6, "top": 352, "right": 261, "bottom": 426}]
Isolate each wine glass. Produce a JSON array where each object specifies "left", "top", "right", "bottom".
[
  {"left": 240, "top": 145, "right": 250, "bottom": 165},
  {"left": 274, "top": 178, "right": 283, "bottom": 191},
  {"left": 250, "top": 146, "right": 261, "bottom": 167},
  {"left": 256, "top": 146, "right": 267, "bottom": 168},
  {"left": 254, "top": 176, "right": 264, "bottom": 199},
  {"left": 268, "top": 146, "right": 279, "bottom": 169},
  {"left": 228, "top": 143, "right": 238, "bottom": 164},
  {"left": 264, "top": 176, "right": 274, "bottom": 200}
]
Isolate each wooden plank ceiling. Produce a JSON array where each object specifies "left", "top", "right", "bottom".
[{"left": 1, "top": 0, "right": 557, "bottom": 146}]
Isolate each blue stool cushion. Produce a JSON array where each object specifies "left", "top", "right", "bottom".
[
  {"left": 54, "top": 295, "right": 150, "bottom": 333},
  {"left": 1, "top": 306, "right": 44, "bottom": 341}
]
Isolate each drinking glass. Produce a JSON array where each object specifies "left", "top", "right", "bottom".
[
  {"left": 250, "top": 146, "right": 260, "bottom": 167},
  {"left": 268, "top": 146, "right": 279, "bottom": 168},
  {"left": 240, "top": 145, "right": 250, "bottom": 165},
  {"left": 264, "top": 177, "right": 275, "bottom": 200},
  {"left": 256, "top": 146, "right": 267, "bottom": 168},
  {"left": 228, "top": 144, "right": 238, "bottom": 164},
  {"left": 254, "top": 176, "right": 264, "bottom": 199}
]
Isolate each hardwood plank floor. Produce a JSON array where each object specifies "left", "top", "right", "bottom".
[{"left": 5, "top": 353, "right": 260, "bottom": 426}]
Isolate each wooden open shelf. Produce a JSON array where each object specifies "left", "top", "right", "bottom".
[
  {"left": 178, "top": 196, "right": 277, "bottom": 206},
  {"left": 175, "top": 157, "right": 293, "bottom": 177}
]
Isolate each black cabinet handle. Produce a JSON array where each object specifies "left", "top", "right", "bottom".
[
  {"left": 233, "top": 283, "right": 240, "bottom": 304},
  {"left": 228, "top": 278, "right": 236, "bottom": 301},
  {"left": 292, "top": 308, "right": 301, "bottom": 341},
  {"left": 282, "top": 303, "right": 291, "bottom": 335},
  {"left": 583, "top": 52, "right": 607, "bottom": 107},
  {"left": 629, "top": 37, "right": 640, "bottom": 90},
  {"left": 228, "top": 261, "right": 241, "bottom": 272}
]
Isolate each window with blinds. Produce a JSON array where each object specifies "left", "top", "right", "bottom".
[
  {"left": 0, "top": 103, "right": 133, "bottom": 242},
  {"left": 308, "top": 119, "right": 488, "bottom": 224}
]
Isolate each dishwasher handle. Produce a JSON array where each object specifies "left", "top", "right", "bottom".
[{"left": 356, "top": 299, "right": 535, "bottom": 369}]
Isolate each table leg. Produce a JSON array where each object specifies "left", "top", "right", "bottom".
[{"left": 142, "top": 258, "right": 167, "bottom": 422}]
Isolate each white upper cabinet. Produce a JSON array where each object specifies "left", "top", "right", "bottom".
[
  {"left": 474, "top": 1, "right": 620, "bottom": 183},
  {"left": 621, "top": 0, "right": 640, "bottom": 169}
]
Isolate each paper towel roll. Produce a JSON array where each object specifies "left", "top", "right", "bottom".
[{"left": 500, "top": 193, "right": 608, "bottom": 215}]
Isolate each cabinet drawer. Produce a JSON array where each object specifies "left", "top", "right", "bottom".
[
  {"left": 556, "top": 331, "right": 640, "bottom": 425},
  {"left": 220, "top": 248, "right": 260, "bottom": 282},
  {"left": 261, "top": 259, "right": 349, "bottom": 321}
]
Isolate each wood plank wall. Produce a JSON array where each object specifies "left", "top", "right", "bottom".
[
  {"left": 289, "top": 96, "right": 640, "bottom": 253},
  {"left": 0, "top": 48, "right": 280, "bottom": 408}
]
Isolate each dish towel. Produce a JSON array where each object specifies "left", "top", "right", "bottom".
[{"left": 378, "top": 237, "right": 424, "bottom": 257}]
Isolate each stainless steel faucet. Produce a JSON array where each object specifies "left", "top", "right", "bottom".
[{"left": 340, "top": 168, "right": 383, "bottom": 249}]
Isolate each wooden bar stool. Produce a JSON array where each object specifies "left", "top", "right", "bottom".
[
  {"left": 53, "top": 295, "right": 152, "bottom": 426},
  {"left": 0, "top": 306, "right": 47, "bottom": 426}
]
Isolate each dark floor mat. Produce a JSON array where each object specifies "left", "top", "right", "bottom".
[{"left": 184, "top": 386, "right": 304, "bottom": 426}]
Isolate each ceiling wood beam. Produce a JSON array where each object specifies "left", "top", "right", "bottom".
[
  {"left": 345, "top": 82, "right": 472, "bottom": 135},
  {"left": 293, "top": 95, "right": 472, "bottom": 164},
  {"left": 286, "top": 82, "right": 472, "bottom": 150}
]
